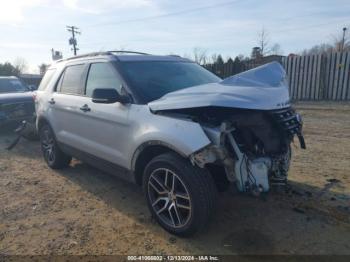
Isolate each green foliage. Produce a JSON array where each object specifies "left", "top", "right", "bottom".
[
  {"left": 0, "top": 62, "right": 20, "bottom": 76},
  {"left": 216, "top": 55, "right": 224, "bottom": 65},
  {"left": 204, "top": 55, "right": 250, "bottom": 78}
]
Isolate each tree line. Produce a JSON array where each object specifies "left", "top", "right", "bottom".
[
  {"left": 185, "top": 27, "right": 349, "bottom": 68},
  {"left": 0, "top": 57, "right": 28, "bottom": 76},
  {"left": 0, "top": 57, "right": 48, "bottom": 76},
  {"left": 301, "top": 27, "right": 349, "bottom": 55}
]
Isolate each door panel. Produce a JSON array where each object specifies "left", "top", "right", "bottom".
[
  {"left": 48, "top": 93, "right": 84, "bottom": 149},
  {"left": 74, "top": 62, "right": 132, "bottom": 168},
  {"left": 74, "top": 96, "right": 131, "bottom": 168}
]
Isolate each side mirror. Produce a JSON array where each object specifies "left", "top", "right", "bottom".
[{"left": 92, "top": 88, "right": 130, "bottom": 104}]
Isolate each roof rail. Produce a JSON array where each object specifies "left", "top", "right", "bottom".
[
  {"left": 108, "top": 50, "right": 150, "bottom": 55},
  {"left": 56, "top": 50, "right": 150, "bottom": 63},
  {"left": 55, "top": 52, "right": 109, "bottom": 63}
]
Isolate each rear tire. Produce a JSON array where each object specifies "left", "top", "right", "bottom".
[
  {"left": 39, "top": 124, "right": 71, "bottom": 169},
  {"left": 143, "top": 152, "right": 217, "bottom": 237}
]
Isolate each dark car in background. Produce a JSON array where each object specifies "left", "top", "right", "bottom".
[{"left": 0, "top": 76, "right": 37, "bottom": 138}]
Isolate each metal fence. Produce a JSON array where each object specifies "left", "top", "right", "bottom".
[
  {"left": 282, "top": 52, "right": 350, "bottom": 100},
  {"left": 204, "top": 52, "right": 350, "bottom": 101}
]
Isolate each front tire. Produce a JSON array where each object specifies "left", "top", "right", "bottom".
[
  {"left": 143, "top": 152, "right": 217, "bottom": 236},
  {"left": 39, "top": 124, "right": 71, "bottom": 169}
]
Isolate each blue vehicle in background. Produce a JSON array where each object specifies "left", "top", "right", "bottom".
[{"left": 0, "top": 76, "right": 37, "bottom": 139}]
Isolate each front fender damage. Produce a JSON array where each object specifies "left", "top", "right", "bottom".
[
  {"left": 190, "top": 123, "right": 237, "bottom": 184},
  {"left": 190, "top": 144, "right": 236, "bottom": 182},
  {"left": 190, "top": 121, "right": 290, "bottom": 196}
]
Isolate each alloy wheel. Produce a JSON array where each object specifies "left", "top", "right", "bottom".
[
  {"left": 41, "top": 127, "right": 55, "bottom": 164},
  {"left": 148, "top": 168, "right": 192, "bottom": 228}
]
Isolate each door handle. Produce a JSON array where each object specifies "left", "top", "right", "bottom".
[
  {"left": 48, "top": 98, "right": 55, "bottom": 104},
  {"left": 80, "top": 104, "right": 91, "bottom": 112}
]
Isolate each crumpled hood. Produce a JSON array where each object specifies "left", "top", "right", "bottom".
[{"left": 148, "top": 62, "right": 291, "bottom": 111}]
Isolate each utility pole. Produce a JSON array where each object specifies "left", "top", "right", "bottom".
[
  {"left": 66, "top": 25, "right": 81, "bottom": 56},
  {"left": 341, "top": 27, "right": 347, "bottom": 52}
]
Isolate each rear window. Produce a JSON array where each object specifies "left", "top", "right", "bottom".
[
  {"left": 38, "top": 69, "right": 56, "bottom": 91},
  {"left": 58, "top": 64, "right": 85, "bottom": 95},
  {"left": 0, "top": 78, "right": 28, "bottom": 93}
]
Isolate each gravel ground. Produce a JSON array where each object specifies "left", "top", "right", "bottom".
[{"left": 0, "top": 102, "right": 349, "bottom": 255}]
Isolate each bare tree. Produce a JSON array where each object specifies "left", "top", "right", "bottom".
[
  {"left": 332, "top": 28, "right": 350, "bottom": 52},
  {"left": 210, "top": 53, "right": 218, "bottom": 64},
  {"left": 301, "top": 43, "right": 333, "bottom": 55},
  {"left": 192, "top": 47, "right": 208, "bottom": 65},
  {"left": 237, "top": 54, "right": 247, "bottom": 61},
  {"left": 13, "top": 57, "right": 28, "bottom": 74},
  {"left": 301, "top": 27, "right": 349, "bottom": 55},
  {"left": 257, "top": 27, "right": 270, "bottom": 56}
]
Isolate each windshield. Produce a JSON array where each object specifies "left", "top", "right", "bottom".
[
  {"left": 120, "top": 61, "right": 221, "bottom": 103},
  {"left": 0, "top": 78, "right": 29, "bottom": 93}
]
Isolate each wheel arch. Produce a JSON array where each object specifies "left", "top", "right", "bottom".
[
  {"left": 36, "top": 117, "right": 59, "bottom": 143},
  {"left": 36, "top": 116, "right": 51, "bottom": 131},
  {"left": 131, "top": 141, "right": 188, "bottom": 185}
]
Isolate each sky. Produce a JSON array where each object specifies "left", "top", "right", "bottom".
[{"left": 0, "top": 0, "right": 349, "bottom": 73}]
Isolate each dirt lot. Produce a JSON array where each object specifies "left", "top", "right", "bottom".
[{"left": 0, "top": 102, "right": 350, "bottom": 255}]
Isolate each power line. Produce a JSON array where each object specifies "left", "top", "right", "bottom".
[
  {"left": 205, "top": 19, "right": 350, "bottom": 44},
  {"left": 66, "top": 25, "right": 81, "bottom": 55},
  {"left": 272, "top": 8, "right": 350, "bottom": 23},
  {"left": 86, "top": 2, "right": 349, "bottom": 29},
  {"left": 79, "top": 18, "right": 350, "bottom": 48},
  {"left": 273, "top": 19, "right": 350, "bottom": 34},
  {"left": 87, "top": 0, "right": 245, "bottom": 28}
]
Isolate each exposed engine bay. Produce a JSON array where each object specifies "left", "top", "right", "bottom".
[
  {"left": 157, "top": 106, "right": 305, "bottom": 195},
  {"left": 149, "top": 62, "right": 306, "bottom": 195}
]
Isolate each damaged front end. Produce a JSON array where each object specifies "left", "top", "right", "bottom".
[
  {"left": 149, "top": 62, "right": 306, "bottom": 195},
  {"left": 191, "top": 106, "right": 305, "bottom": 195}
]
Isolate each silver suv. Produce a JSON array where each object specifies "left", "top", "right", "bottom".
[{"left": 36, "top": 51, "right": 305, "bottom": 236}]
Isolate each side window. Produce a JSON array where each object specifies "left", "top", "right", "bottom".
[
  {"left": 38, "top": 68, "right": 56, "bottom": 91},
  {"left": 85, "top": 63, "right": 122, "bottom": 97},
  {"left": 58, "top": 64, "right": 85, "bottom": 95}
]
